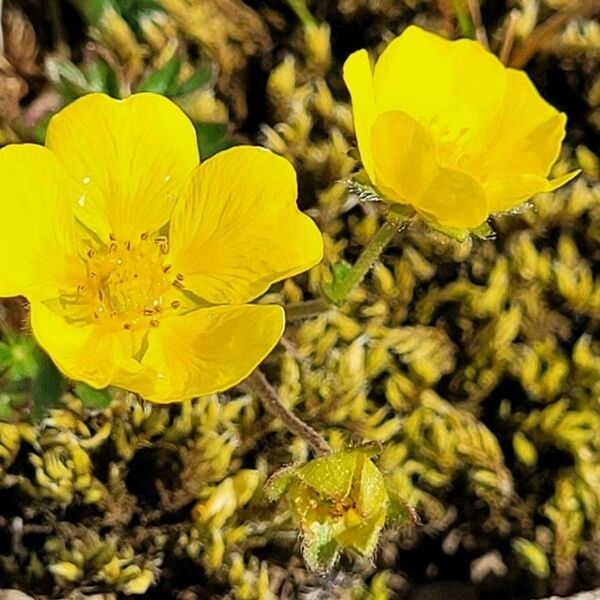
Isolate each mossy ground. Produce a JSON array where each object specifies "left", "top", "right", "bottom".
[{"left": 1, "top": 0, "right": 600, "bottom": 598}]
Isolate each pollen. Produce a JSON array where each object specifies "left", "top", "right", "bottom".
[{"left": 71, "top": 233, "right": 184, "bottom": 330}]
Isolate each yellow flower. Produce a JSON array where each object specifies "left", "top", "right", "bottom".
[
  {"left": 344, "top": 25, "right": 579, "bottom": 230},
  {"left": 0, "top": 93, "right": 322, "bottom": 403}
]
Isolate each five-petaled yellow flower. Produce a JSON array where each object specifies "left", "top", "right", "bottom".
[
  {"left": 344, "top": 25, "right": 579, "bottom": 230},
  {"left": 0, "top": 93, "right": 322, "bottom": 403}
]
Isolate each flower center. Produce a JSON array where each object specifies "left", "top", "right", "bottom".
[{"left": 68, "top": 232, "right": 184, "bottom": 330}]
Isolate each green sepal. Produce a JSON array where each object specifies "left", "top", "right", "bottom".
[
  {"left": 302, "top": 522, "right": 340, "bottom": 572},
  {"left": 73, "top": 382, "right": 112, "bottom": 410},
  {"left": 175, "top": 66, "right": 213, "bottom": 96},
  {"left": 136, "top": 56, "right": 182, "bottom": 95},
  {"left": 264, "top": 464, "right": 298, "bottom": 501},
  {"left": 84, "top": 57, "right": 120, "bottom": 97},
  {"left": 195, "top": 123, "right": 237, "bottom": 161},
  {"left": 346, "top": 170, "right": 384, "bottom": 203}
]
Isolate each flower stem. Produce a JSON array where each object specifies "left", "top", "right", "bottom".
[
  {"left": 246, "top": 369, "right": 331, "bottom": 456},
  {"left": 285, "top": 297, "right": 332, "bottom": 320},
  {"left": 285, "top": 0, "right": 318, "bottom": 28},
  {"left": 324, "top": 220, "right": 397, "bottom": 305},
  {"left": 450, "top": 0, "right": 475, "bottom": 39}
]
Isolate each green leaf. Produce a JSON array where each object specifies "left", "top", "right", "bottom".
[
  {"left": 74, "top": 382, "right": 112, "bottom": 410},
  {"left": 69, "top": 0, "right": 116, "bottom": 24},
  {"left": 84, "top": 57, "right": 120, "bottom": 97},
  {"left": 322, "top": 260, "right": 352, "bottom": 305},
  {"left": 175, "top": 66, "right": 212, "bottom": 96},
  {"left": 45, "top": 56, "right": 91, "bottom": 100},
  {"left": 195, "top": 123, "right": 237, "bottom": 161},
  {"left": 0, "top": 342, "right": 12, "bottom": 365},
  {"left": 30, "top": 348, "right": 66, "bottom": 423},
  {"left": 0, "top": 394, "right": 19, "bottom": 422},
  {"left": 136, "top": 56, "right": 182, "bottom": 94}
]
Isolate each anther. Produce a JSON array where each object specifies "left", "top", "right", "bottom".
[
  {"left": 172, "top": 280, "right": 184, "bottom": 289},
  {"left": 98, "top": 290, "right": 104, "bottom": 301},
  {"left": 175, "top": 273, "right": 185, "bottom": 281},
  {"left": 77, "top": 284, "right": 86, "bottom": 293},
  {"left": 123, "top": 323, "right": 132, "bottom": 330},
  {"left": 93, "top": 311, "right": 100, "bottom": 320},
  {"left": 143, "top": 308, "right": 154, "bottom": 316},
  {"left": 141, "top": 232, "right": 149, "bottom": 241},
  {"left": 149, "top": 319, "right": 160, "bottom": 328},
  {"left": 171, "top": 300, "right": 181, "bottom": 309},
  {"left": 109, "top": 233, "right": 117, "bottom": 242},
  {"left": 87, "top": 249, "right": 95, "bottom": 258},
  {"left": 109, "top": 242, "right": 117, "bottom": 252},
  {"left": 162, "top": 265, "right": 172, "bottom": 274},
  {"left": 125, "top": 240, "right": 131, "bottom": 251}
]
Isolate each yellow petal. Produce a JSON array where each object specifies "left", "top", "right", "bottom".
[
  {"left": 370, "top": 111, "right": 488, "bottom": 228},
  {"left": 30, "top": 302, "right": 148, "bottom": 390},
  {"left": 479, "top": 70, "right": 567, "bottom": 180},
  {"left": 373, "top": 25, "right": 506, "bottom": 154},
  {"left": 168, "top": 146, "right": 323, "bottom": 305},
  {"left": 140, "top": 304, "right": 285, "bottom": 403},
  {"left": 0, "top": 145, "right": 84, "bottom": 300},
  {"left": 417, "top": 167, "right": 489, "bottom": 229},
  {"left": 485, "top": 170, "right": 580, "bottom": 213},
  {"left": 343, "top": 49, "right": 377, "bottom": 181},
  {"left": 370, "top": 110, "right": 439, "bottom": 203},
  {"left": 46, "top": 93, "right": 199, "bottom": 241}
]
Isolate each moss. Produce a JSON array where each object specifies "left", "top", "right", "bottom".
[{"left": 1, "top": 0, "right": 600, "bottom": 598}]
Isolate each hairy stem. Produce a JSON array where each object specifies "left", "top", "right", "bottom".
[
  {"left": 285, "top": 297, "right": 332, "bottom": 320},
  {"left": 246, "top": 369, "right": 331, "bottom": 456},
  {"left": 324, "top": 220, "right": 397, "bottom": 305}
]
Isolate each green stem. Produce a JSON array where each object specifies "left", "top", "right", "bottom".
[
  {"left": 285, "top": 297, "right": 332, "bottom": 320},
  {"left": 285, "top": 0, "right": 318, "bottom": 28},
  {"left": 450, "top": 0, "right": 475, "bottom": 39},
  {"left": 246, "top": 369, "right": 330, "bottom": 456},
  {"left": 324, "top": 220, "right": 397, "bottom": 305}
]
